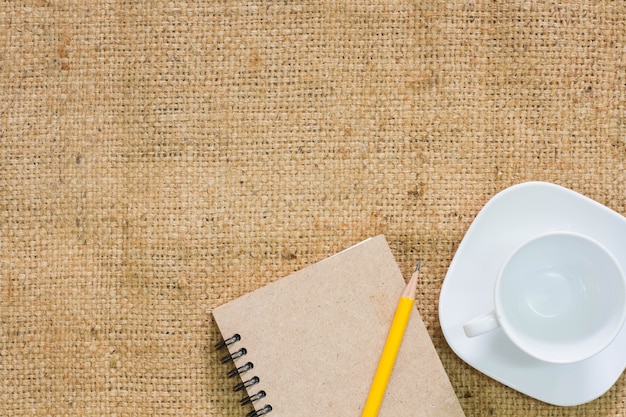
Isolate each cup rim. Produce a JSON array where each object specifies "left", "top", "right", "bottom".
[{"left": 493, "top": 231, "right": 626, "bottom": 364}]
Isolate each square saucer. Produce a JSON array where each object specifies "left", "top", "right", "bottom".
[{"left": 439, "top": 181, "right": 626, "bottom": 406}]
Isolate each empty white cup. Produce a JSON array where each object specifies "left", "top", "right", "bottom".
[{"left": 463, "top": 231, "right": 626, "bottom": 364}]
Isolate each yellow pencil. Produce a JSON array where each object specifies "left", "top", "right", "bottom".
[{"left": 361, "top": 260, "right": 421, "bottom": 417}]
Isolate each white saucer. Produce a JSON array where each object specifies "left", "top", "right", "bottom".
[{"left": 439, "top": 181, "right": 626, "bottom": 406}]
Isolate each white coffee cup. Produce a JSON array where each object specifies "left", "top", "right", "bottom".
[{"left": 463, "top": 231, "right": 626, "bottom": 364}]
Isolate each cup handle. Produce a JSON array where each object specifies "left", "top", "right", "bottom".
[{"left": 463, "top": 311, "right": 500, "bottom": 337}]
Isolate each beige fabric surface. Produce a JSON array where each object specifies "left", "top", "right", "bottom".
[{"left": 1, "top": 1, "right": 625, "bottom": 416}]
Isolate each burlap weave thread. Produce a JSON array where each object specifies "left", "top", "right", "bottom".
[{"left": 1, "top": 1, "right": 625, "bottom": 416}]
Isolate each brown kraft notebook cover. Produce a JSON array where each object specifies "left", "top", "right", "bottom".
[{"left": 212, "top": 235, "right": 465, "bottom": 417}]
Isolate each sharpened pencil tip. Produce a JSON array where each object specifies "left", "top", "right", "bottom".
[
  {"left": 403, "top": 260, "right": 422, "bottom": 299},
  {"left": 414, "top": 259, "right": 422, "bottom": 273}
]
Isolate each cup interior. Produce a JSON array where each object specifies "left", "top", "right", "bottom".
[{"left": 496, "top": 232, "right": 626, "bottom": 364}]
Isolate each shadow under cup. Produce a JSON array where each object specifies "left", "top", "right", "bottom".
[{"left": 497, "top": 232, "right": 626, "bottom": 364}]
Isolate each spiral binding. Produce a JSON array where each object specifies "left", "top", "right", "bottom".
[
  {"left": 216, "top": 333, "right": 273, "bottom": 416},
  {"left": 246, "top": 405, "right": 272, "bottom": 417}
]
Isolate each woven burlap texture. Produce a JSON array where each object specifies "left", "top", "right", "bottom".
[{"left": 1, "top": 1, "right": 625, "bottom": 416}]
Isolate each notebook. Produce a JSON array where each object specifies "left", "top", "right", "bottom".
[{"left": 212, "top": 235, "right": 465, "bottom": 417}]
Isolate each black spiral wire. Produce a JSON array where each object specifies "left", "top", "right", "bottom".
[{"left": 216, "top": 334, "right": 273, "bottom": 416}]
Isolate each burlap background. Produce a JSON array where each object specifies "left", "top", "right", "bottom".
[{"left": 1, "top": 1, "right": 625, "bottom": 416}]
